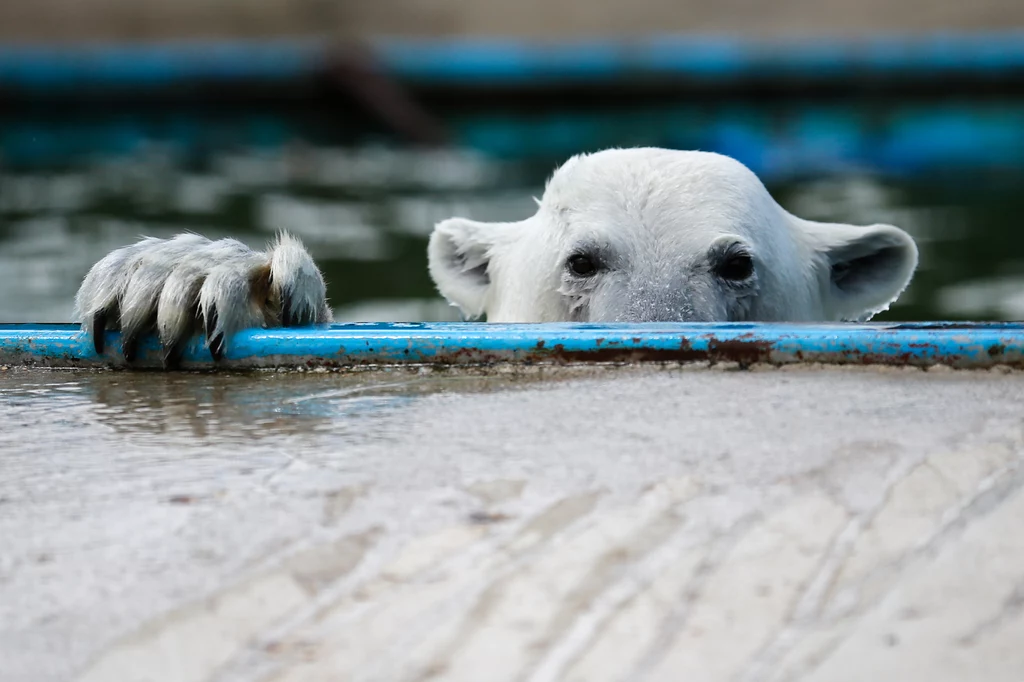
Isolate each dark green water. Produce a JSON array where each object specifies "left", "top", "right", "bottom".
[{"left": 0, "top": 141, "right": 1021, "bottom": 324}]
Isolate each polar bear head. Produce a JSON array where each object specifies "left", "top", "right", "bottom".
[{"left": 428, "top": 148, "right": 917, "bottom": 323}]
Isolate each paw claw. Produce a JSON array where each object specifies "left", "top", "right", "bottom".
[
  {"left": 204, "top": 304, "right": 219, "bottom": 345},
  {"left": 281, "top": 294, "right": 294, "bottom": 327},
  {"left": 209, "top": 334, "right": 225, "bottom": 362},
  {"left": 270, "top": 232, "right": 333, "bottom": 328},
  {"left": 162, "top": 344, "right": 184, "bottom": 370},
  {"left": 91, "top": 311, "right": 107, "bottom": 355},
  {"left": 73, "top": 231, "right": 331, "bottom": 368},
  {"left": 203, "top": 304, "right": 226, "bottom": 361},
  {"left": 122, "top": 332, "right": 139, "bottom": 364}
]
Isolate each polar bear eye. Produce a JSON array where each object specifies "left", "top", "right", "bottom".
[
  {"left": 567, "top": 254, "right": 598, "bottom": 277},
  {"left": 716, "top": 253, "right": 754, "bottom": 282}
]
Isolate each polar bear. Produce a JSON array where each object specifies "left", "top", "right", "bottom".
[
  {"left": 74, "top": 148, "right": 917, "bottom": 365},
  {"left": 429, "top": 148, "right": 917, "bottom": 324}
]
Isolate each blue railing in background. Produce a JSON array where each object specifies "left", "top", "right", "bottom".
[
  {"left": 4, "top": 33, "right": 1024, "bottom": 177},
  {"left": 3, "top": 33, "right": 1024, "bottom": 90}
]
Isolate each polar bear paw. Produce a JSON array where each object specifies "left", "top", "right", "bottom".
[{"left": 74, "top": 232, "right": 332, "bottom": 366}]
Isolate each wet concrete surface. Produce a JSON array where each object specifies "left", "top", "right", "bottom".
[{"left": 2, "top": 363, "right": 1024, "bottom": 682}]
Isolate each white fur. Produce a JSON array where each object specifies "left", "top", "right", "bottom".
[
  {"left": 74, "top": 231, "right": 333, "bottom": 364},
  {"left": 269, "top": 232, "right": 332, "bottom": 327},
  {"left": 155, "top": 238, "right": 253, "bottom": 352},
  {"left": 119, "top": 234, "right": 211, "bottom": 350},
  {"left": 428, "top": 148, "right": 918, "bottom": 323},
  {"left": 74, "top": 236, "right": 164, "bottom": 327},
  {"left": 198, "top": 251, "right": 274, "bottom": 351}
]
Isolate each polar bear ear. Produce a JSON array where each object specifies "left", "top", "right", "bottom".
[
  {"left": 804, "top": 221, "right": 919, "bottom": 321},
  {"left": 428, "top": 217, "right": 505, "bottom": 319}
]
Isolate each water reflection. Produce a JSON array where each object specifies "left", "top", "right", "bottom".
[
  {"left": 0, "top": 366, "right": 560, "bottom": 443},
  {"left": 0, "top": 370, "right": 421, "bottom": 442}
]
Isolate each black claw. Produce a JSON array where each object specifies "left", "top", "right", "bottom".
[
  {"left": 122, "top": 333, "right": 139, "bottom": 364},
  {"left": 162, "top": 343, "right": 184, "bottom": 370},
  {"left": 281, "top": 293, "right": 293, "bottom": 327},
  {"left": 91, "top": 311, "right": 107, "bottom": 355},
  {"left": 209, "top": 334, "right": 224, "bottom": 361},
  {"left": 204, "top": 305, "right": 218, "bottom": 342},
  {"left": 204, "top": 305, "right": 224, "bottom": 360}
]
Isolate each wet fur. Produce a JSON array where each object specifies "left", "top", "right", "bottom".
[
  {"left": 428, "top": 148, "right": 918, "bottom": 324},
  {"left": 74, "top": 232, "right": 332, "bottom": 366}
]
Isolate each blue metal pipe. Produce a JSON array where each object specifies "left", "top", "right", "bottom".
[{"left": 0, "top": 322, "right": 1021, "bottom": 370}]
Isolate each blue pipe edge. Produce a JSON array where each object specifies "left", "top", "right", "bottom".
[
  {"left": 4, "top": 32, "right": 1024, "bottom": 92},
  {"left": 1, "top": 322, "right": 1022, "bottom": 370}
]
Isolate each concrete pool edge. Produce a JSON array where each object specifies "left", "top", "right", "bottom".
[{"left": 1, "top": 322, "right": 1022, "bottom": 370}]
